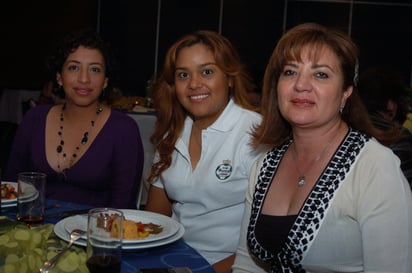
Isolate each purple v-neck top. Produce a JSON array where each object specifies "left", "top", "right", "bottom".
[{"left": 4, "top": 104, "right": 144, "bottom": 209}]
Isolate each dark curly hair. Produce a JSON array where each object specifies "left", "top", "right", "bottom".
[{"left": 46, "top": 29, "right": 117, "bottom": 100}]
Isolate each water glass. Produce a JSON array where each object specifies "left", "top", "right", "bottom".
[
  {"left": 16, "top": 172, "right": 46, "bottom": 226},
  {"left": 86, "top": 207, "right": 123, "bottom": 273}
]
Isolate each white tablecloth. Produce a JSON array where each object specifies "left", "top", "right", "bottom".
[
  {"left": 127, "top": 112, "right": 157, "bottom": 207},
  {"left": 0, "top": 89, "right": 41, "bottom": 124}
]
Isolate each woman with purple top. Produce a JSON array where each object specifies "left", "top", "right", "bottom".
[{"left": 4, "top": 30, "right": 144, "bottom": 208}]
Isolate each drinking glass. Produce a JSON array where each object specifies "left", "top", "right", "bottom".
[
  {"left": 86, "top": 208, "right": 123, "bottom": 273},
  {"left": 16, "top": 172, "right": 46, "bottom": 226}
]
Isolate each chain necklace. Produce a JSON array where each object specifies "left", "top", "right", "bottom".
[
  {"left": 56, "top": 103, "right": 103, "bottom": 173},
  {"left": 291, "top": 127, "right": 341, "bottom": 187}
]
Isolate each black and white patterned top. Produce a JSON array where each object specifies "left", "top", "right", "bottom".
[{"left": 247, "top": 128, "right": 369, "bottom": 273}]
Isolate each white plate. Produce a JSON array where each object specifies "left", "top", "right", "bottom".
[
  {"left": 63, "top": 215, "right": 88, "bottom": 236},
  {"left": 1, "top": 181, "right": 39, "bottom": 208},
  {"left": 1, "top": 181, "right": 38, "bottom": 201},
  {"left": 54, "top": 216, "right": 185, "bottom": 250},
  {"left": 1, "top": 182, "right": 18, "bottom": 204},
  {"left": 17, "top": 182, "right": 38, "bottom": 202},
  {"left": 63, "top": 209, "right": 180, "bottom": 244}
]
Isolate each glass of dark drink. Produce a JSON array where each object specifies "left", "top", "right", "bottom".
[{"left": 86, "top": 208, "right": 124, "bottom": 273}]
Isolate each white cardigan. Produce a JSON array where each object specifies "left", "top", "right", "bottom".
[{"left": 233, "top": 134, "right": 412, "bottom": 273}]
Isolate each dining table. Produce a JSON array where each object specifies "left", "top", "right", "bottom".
[{"left": 1, "top": 199, "right": 216, "bottom": 273}]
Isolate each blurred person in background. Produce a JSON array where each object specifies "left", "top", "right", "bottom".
[{"left": 358, "top": 65, "right": 412, "bottom": 187}]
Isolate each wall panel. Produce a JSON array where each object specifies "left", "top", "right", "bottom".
[{"left": 1, "top": 0, "right": 412, "bottom": 96}]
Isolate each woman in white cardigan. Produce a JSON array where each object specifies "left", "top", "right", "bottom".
[{"left": 232, "top": 22, "right": 412, "bottom": 272}]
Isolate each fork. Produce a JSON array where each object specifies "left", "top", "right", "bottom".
[{"left": 39, "top": 229, "right": 85, "bottom": 273}]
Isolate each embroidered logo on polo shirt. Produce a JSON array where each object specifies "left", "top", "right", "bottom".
[{"left": 215, "top": 160, "right": 232, "bottom": 180}]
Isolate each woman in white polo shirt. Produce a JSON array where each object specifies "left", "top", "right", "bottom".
[{"left": 144, "top": 30, "right": 262, "bottom": 273}]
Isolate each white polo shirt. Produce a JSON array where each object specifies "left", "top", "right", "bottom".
[{"left": 152, "top": 99, "right": 262, "bottom": 264}]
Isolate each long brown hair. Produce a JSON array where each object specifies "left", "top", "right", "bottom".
[
  {"left": 253, "top": 22, "right": 382, "bottom": 148},
  {"left": 147, "top": 30, "right": 257, "bottom": 182}
]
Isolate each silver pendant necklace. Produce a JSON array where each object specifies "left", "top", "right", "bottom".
[{"left": 291, "top": 127, "right": 341, "bottom": 187}]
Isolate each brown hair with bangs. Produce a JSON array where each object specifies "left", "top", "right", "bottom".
[
  {"left": 147, "top": 30, "right": 257, "bottom": 182},
  {"left": 252, "top": 22, "right": 379, "bottom": 148}
]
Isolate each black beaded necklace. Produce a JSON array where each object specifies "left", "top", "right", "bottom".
[{"left": 56, "top": 103, "right": 103, "bottom": 172}]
